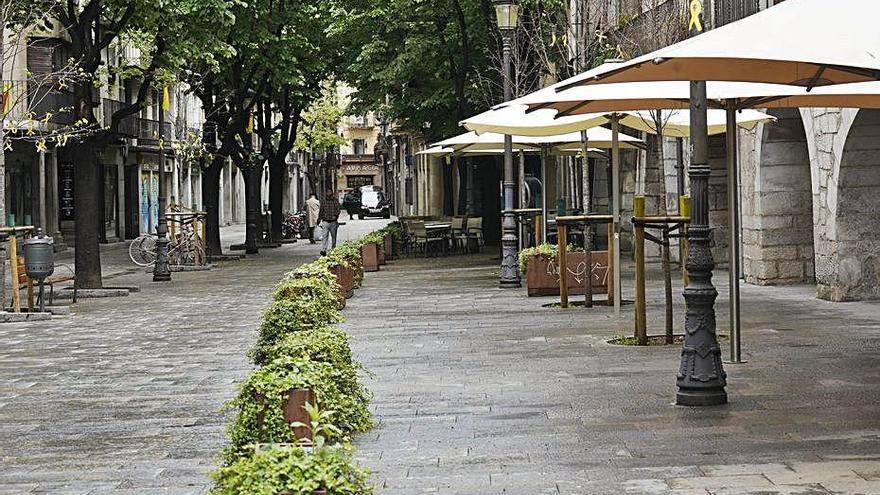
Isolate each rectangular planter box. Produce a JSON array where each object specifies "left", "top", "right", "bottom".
[
  {"left": 377, "top": 242, "right": 386, "bottom": 265},
  {"left": 384, "top": 234, "right": 394, "bottom": 260},
  {"left": 526, "top": 251, "right": 609, "bottom": 297},
  {"left": 361, "top": 243, "right": 380, "bottom": 272},
  {"left": 282, "top": 388, "right": 315, "bottom": 442},
  {"left": 329, "top": 264, "right": 354, "bottom": 305}
]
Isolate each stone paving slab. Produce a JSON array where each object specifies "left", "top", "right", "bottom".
[
  {"left": 345, "top": 254, "right": 880, "bottom": 494},
  {"left": 0, "top": 219, "right": 390, "bottom": 494}
]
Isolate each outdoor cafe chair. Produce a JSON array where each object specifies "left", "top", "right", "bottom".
[
  {"left": 411, "top": 221, "right": 446, "bottom": 257},
  {"left": 465, "top": 217, "right": 483, "bottom": 253},
  {"left": 449, "top": 216, "right": 468, "bottom": 253}
]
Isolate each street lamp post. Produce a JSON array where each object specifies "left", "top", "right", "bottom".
[
  {"left": 677, "top": 0, "right": 726, "bottom": 406},
  {"left": 153, "top": 89, "right": 172, "bottom": 282},
  {"left": 495, "top": 0, "right": 521, "bottom": 288}
]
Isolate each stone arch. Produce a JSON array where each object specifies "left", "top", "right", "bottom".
[
  {"left": 742, "top": 108, "right": 815, "bottom": 285},
  {"left": 817, "top": 109, "right": 880, "bottom": 301}
]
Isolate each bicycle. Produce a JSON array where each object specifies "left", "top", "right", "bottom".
[{"left": 129, "top": 218, "right": 205, "bottom": 267}]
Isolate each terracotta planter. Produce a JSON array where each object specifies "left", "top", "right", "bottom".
[
  {"left": 361, "top": 243, "right": 380, "bottom": 272},
  {"left": 282, "top": 388, "right": 315, "bottom": 442},
  {"left": 525, "top": 251, "right": 610, "bottom": 297},
  {"left": 377, "top": 242, "right": 386, "bottom": 265},
  {"left": 384, "top": 234, "right": 394, "bottom": 260},
  {"left": 342, "top": 265, "right": 354, "bottom": 298},
  {"left": 329, "top": 264, "right": 354, "bottom": 301}
]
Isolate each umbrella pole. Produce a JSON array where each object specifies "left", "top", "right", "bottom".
[
  {"left": 541, "top": 146, "right": 548, "bottom": 244},
  {"left": 580, "top": 130, "right": 592, "bottom": 307},
  {"left": 611, "top": 114, "right": 621, "bottom": 316},
  {"left": 519, "top": 150, "right": 525, "bottom": 250},
  {"left": 726, "top": 106, "right": 743, "bottom": 363}
]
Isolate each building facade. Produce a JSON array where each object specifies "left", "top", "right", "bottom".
[{"left": 1, "top": 27, "right": 251, "bottom": 251}]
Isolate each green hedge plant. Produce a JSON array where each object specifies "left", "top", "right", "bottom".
[
  {"left": 259, "top": 326, "right": 357, "bottom": 368},
  {"left": 222, "top": 356, "right": 373, "bottom": 462},
  {"left": 329, "top": 241, "right": 364, "bottom": 287},
  {"left": 210, "top": 443, "right": 372, "bottom": 495},
  {"left": 274, "top": 264, "right": 340, "bottom": 302},
  {"left": 248, "top": 269, "right": 344, "bottom": 364}
]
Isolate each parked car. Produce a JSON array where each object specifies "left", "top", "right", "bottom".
[
  {"left": 359, "top": 187, "right": 391, "bottom": 219},
  {"left": 342, "top": 190, "right": 362, "bottom": 219}
]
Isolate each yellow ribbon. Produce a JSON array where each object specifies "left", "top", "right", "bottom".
[
  {"left": 689, "top": 0, "right": 703, "bottom": 33},
  {"left": 2, "top": 82, "right": 11, "bottom": 115}
]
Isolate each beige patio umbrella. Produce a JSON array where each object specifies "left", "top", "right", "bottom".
[
  {"left": 431, "top": 128, "right": 643, "bottom": 151},
  {"left": 463, "top": 103, "right": 773, "bottom": 137},
  {"left": 558, "top": 0, "right": 880, "bottom": 89}
]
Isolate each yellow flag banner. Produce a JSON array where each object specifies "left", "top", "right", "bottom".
[
  {"left": 246, "top": 113, "right": 254, "bottom": 134},
  {"left": 162, "top": 86, "right": 170, "bottom": 112}
]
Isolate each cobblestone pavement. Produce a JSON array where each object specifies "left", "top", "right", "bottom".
[
  {"left": 0, "top": 218, "right": 389, "bottom": 495},
  {"left": 345, "top": 255, "right": 880, "bottom": 495}
]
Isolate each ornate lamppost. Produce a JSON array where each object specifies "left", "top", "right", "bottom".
[
  {"left": 153, "top": 87, "right": 172, "bottom": 282},
  {"left": 495, "top": 0, "right": 521, "bottom": 288},
  {"left": 677, "top": 0, "right": 726, "bottom": 406}
]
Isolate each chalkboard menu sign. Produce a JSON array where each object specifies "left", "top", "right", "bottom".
[{"left": 59, "top": 162, "right": 75, "bottom": 220}]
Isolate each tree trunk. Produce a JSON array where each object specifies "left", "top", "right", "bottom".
[
  {"left": 268, "top": 157, "right": 285, "bottom": 241},
  {"left": 201, "top": 156, "right": 224, "bottom": 256},
  {"left": 242, "top": 165, "right": 259, "bottom": 254},
  {"left": 73, "top": 140, "right": 103, "bottom": 289}
]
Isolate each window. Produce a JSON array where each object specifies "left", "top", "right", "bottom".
[{"left": 353, "top": 139, "right": 367, "bottom": 155}]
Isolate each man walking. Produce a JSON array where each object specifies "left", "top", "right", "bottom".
[
  {"left": 305, "top": 193, "right": 320, "bottom": 244},
  {"left": 318, "top": 189, "right": 341, "bottom": 255}
]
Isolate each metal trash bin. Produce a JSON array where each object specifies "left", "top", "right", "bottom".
[{"left": 24, "top": 230, "right": 54, "bottom": 311}]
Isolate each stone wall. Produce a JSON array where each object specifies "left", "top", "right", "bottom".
[
  {"left": 808, "top": 108, "right": 880, "bottom": 301},
  {"left": 707, "top": 134, "right": 730, "bottom": 267},
  {"left": 741, "top": 109, "right": 815, "bottom": 286}
]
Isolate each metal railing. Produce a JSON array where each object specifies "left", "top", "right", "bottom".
[
  {"left": 609, "top": 0, "right": 685, "bottom": 58},
  {"left": 714, "top": 0, "right": 760, "bottom": 27},
  {"left": 1, "top": 80, "right": 77, "bottom": 127},
  {"left": 101, "top": 98, "right": 137, "bottom": 137}
]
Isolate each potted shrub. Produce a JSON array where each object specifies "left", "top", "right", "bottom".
[
  {"left": 330, "top": 242, "right": 364, "bottom": 288},
  {"left": 258, "top": 326, "right": 360, "bottom": 371},
  {"left": 519, "top": 244, "right": 610, "bottom": 297},
  {"left": 362, "top": 232, "right": 385, "bottom": 266},
  {"left": 210, "top": 443, "right": 372, "bottom": 495},
  {"left": 379, "top": 223, "right": 404, "bottom": 258},
  {"left": 314, "top": 258, "right": 353, "bottom": 305},
  {"left": 246, "top": 272, "right": 343, "bottom": 365},
  {"left": 222, "top": 356, "right": 373, "bottom": 462}
]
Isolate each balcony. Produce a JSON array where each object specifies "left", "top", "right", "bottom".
[
  {"left": 347, "top": 115, "right": 375, "bottom": 129},
  {"left": 2, "top": 80, "right": 77, "bottom": 128},
  {"left": 101, "top": 98, "right": 137, "bottom": 137},
  {"left": 341, "top": 154, "right": 376, "bottom": 165},
  {"left": 135, "top": 117, "right": 173, "bottom": 144}
]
